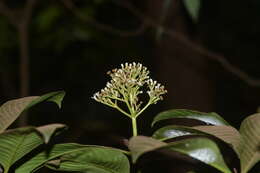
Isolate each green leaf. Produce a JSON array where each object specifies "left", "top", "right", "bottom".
[
  {"left": 36, "top": 123, "right": 67, "bottom": 144},
  {"left": 152, "top": 125, "right": 240, "bottom": 154},
  {"left": 0, "top": 128, "right": 41, "bottom": 173},
  {"left": 152, "top": 125, "right": 204, "bottom": 140},
  {"left": 239, "top": 114, "right": 260, "bottom": 173},
  {"left": 0, "top": 91, "right": 65, "bottom": 133},
  {"left": 16, "top": 143, "right": 130, "bottom": 173},
  {"left": 183, "top": 0, "right": 201, "bottom": 22},
  {"left": 152, "top": 109, "right": 230, "bottom": 127},
  {"left": 26, "top": 91, "right": 65, "bottom": 109},
  {"left": 0, "top": 123, "right": 65, "bottom": 173},
  {"left": 129, "top": 136, "right": 231, "bottom": 173}
]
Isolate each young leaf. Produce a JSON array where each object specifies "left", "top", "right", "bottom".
[
  {"left": 152, "top": 125, "right": 240, "bottom": 154},
  {"left": 36, "top": 123, "right": 67, "bottom": 144},
  {"left": 152, "top": 109, "right": 230, "bottom": 127},
  {"left": 16, "top": 143, "right": 130, "bottom": 173},
  {"left": 128, "top": 136, "right": 166, "bottom": 163},
  {"left": 239, "top": 114, "right": 260, "bottom": 173},
  {"left": 183, "top": 0, "right": 201, "bottom": 22},
  {"left": 192, "top": 126, "right": 240, "bottom": 154},
  {"left": 0, "top": 91, "right": 65, "bottom": 133},
  {"left": 129, "top": 136, "right": 232, "bottom": 173},
  {"left": 0, "top": 124, "right": 65, "bottom": 173}
]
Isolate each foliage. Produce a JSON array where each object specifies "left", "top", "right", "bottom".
[
  {"left": 152, "top": 109, "right": 260, "bottom": 173},
  {"left": 1, "top": 63, "right": 260, "bottom": 173},
  {"left": 0, "top": 91, "right": 66, "bottom": 173}
]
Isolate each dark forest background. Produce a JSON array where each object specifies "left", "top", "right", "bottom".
[{"left": 0, "top": 0, "right": 260, "bottom": 169}]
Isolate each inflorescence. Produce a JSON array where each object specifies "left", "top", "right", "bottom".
[{"left": 92, "top": 62, "right": 167, "bottom": 118}]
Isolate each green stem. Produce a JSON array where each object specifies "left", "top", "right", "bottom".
[
  {"left": 132, "top": 117, "right": 138, "bottom": 136},
  {"left": 114, "top": 105, "right": 131, "bottom": 118},
  {"left": 135, "top": 101, "right": 151, "bottom": 118}
]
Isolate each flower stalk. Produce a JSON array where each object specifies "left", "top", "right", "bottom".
[{"left": 92, "top": 62, "right": 167, "bottom": 136}]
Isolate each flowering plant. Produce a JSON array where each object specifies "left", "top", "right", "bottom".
[
  {"left": 93, "top": 62, "right": 167, "bottom": 136},
  {"left": 7, "top": 63, "right": 260, "bottom": 173}
]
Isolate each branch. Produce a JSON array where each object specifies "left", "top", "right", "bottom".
[
  {"left": 21, "top": 0, "right": 37, "bottom": 26},
  {"left": 60, "top": 0, "right": 146, "bottom": 37},
  {"left": 112, "top": 0, "right": 260, "bottom": 87}
]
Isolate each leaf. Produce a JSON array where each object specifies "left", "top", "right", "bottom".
[
  {"left": 183, "top": 0, "right": 201, "bottom": 22},
  {"left": 0, "top": 91, "right": 65, "bottom": 133},
  {"left": 0, "top": 128, "right": 41, "bottom": 173},
  {"left": 129, "top": 136, "right": 231, "bottom": 173},
  {"left": 152, "top": 125, "right": 241, "bottom": 154},
  {"left": 128, "top": 136, "right": 166, "bottom": 163},
  {"left": 36, "top": 124, "right": 67, "bottom": 144},
  {"left": 16, "top": 143, "right": 130, "bottom": 173},
  {"left": 152, "top": 125, "right": 204, "bottom": 140},
  {"left": 0, "top": 124, "right": 65, "bottom": 173},
  {"left": 152, "top": 109, "right": 230, "bottom": 127},
  {"left": 239, "top": 114, "right": 260, "bottom": 173},
  {"left": 46, "top": 148, "right": 130, "bottom": 173},
  {"left": 193, "top": 126, "right": 240, "bottom": 154}
]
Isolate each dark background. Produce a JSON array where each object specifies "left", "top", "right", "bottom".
[{"left": 0, "top": 0, "right": 260, "bottom": 172}]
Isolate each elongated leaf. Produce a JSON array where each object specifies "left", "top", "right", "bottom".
[
  {"left": 239, "top": 114, "right": 260, "bottom": 173},
  {"left": 0, "top": 91, "right": 65, "bottom": 133},
  {"left": 183, "top": 0, "right": 201, "bottom": 22},
  {"left": 46, "top": 148, "right": 129, "bottom": 173},
  {"left": 152, "top": 109, "right": 229, "bottom": 126},
  {"left": 16, "top": 143, "right": 130, "bottom": 173},
  {"left": 0, "top": 124, "right": 66, "bottom": 173},
  {"left": 153, "top": 125, "right": 240, "bottom": 154},
  {"left": 129, "top": 136, "right": 231, "bottom": 173}
]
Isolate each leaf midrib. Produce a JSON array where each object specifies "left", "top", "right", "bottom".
[
  {"left": 241, "top": 152, "right": 260, "bottom": 173},
  {"left": 31, "top": 145, "right": 127, "bottom": 172},
  {"left": 60, "top": 158, "right": 123, "bottom": 173},
  {"left": 5, "top": 134, "right": 27, "bottom": 173}
]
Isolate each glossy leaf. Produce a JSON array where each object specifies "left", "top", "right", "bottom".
[
  {"left": 152, "top": 125, "right": 203, "bottom": 140},
  {"left": 153, "top": 125, "right": 240, "bottom": 154},
  {"left": 0, "top": 91, "right": 65, "bottom": 133},
  {"left": 16, "top": 143, "right": 130, "bottom": 173},
  {"left": 129, "top": 136, "right": 231, "bottom": 173},
  {"left": 0, "top": 124, "right": 65, "bottom": 173},
  {"left": 152, "top": 109, "right": 229, "bottom": 126},
  {"left": 239, "top": 114, "right": 260, "bottom": 173},
  {"left": 183, "top": 0, "right": 201, "bottom": 22}
]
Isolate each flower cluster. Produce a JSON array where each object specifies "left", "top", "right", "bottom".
[{"left": 92, "top": 62, "right": 167, "bottom": 118}]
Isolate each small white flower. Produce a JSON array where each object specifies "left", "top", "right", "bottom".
[{"left": 92, "top": 62, "right": 167, "bottom": 116}]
